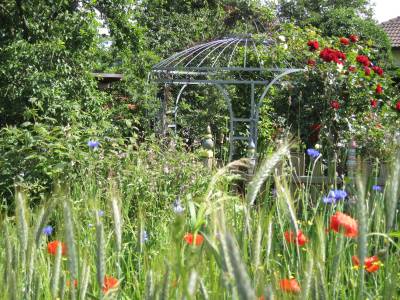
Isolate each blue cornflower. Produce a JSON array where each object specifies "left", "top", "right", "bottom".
[
  {"left": 42, "top": 225, "right": 53, "bottom": 236},
  {"left": 372, "top": 185, "right": 382, "bottom": 192},
  {"left": 323, "top": 189, "right": 348, "bottom": 204},
  {"left": 172, "top": 198, "right": 184, "bottom": 214},
  {"left": 87, "top": 140, "right": 100, "bottom": 149},
  {"left": 98, "top": 210, "right": 104, "bottom": 217},
  {"left": 141, "top": 230, "right": 148, "bottom": 244},
  {"left": 306, "top": 148, "right": 320, "bottom": 159}
]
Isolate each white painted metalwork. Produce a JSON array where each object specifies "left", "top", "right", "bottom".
[{"left": 150, "top": 36, "right": 305, "bottom": 161}]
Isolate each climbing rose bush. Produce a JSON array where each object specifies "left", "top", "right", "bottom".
[{"left": 262, "top": 24, "right": 399, "bottom": 163}]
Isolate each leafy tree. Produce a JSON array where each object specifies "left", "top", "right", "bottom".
[
  {"left": 0, "top": 1, "right": 141, "bottom": 201},
  {"left": 0, "top": 0, "right": 140, "bottom": 127}
]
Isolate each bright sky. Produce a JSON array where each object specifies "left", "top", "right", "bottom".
[{"left": 371, "top": 0, "right": 400, "bottom": 23}]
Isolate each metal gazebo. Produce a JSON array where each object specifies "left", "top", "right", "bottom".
[{"left": 150, "top": 36, "right": 305, "bottom": 161}]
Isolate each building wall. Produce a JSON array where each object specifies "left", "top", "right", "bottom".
[{"left": 393, "top": 48, "right": 400, "bottom": 66}]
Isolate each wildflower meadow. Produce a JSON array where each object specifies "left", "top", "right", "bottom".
[{"left": 1, "top": 139, "right": 400, "bottom": 299}]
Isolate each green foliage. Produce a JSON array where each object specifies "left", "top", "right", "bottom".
[
  {"left": 0, "top": 121, "right": 122, "bottom": 203},
  {"left": 0, "top": 1, "right": 143, "bottom": 200}
]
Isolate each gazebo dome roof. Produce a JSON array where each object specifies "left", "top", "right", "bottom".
[{"left": 153, "top": 37, "right": 273, "bottom": 71}]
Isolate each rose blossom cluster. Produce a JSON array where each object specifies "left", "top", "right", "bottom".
[
  {"left": 319, "top": 47, "right": 346, "bottom": 64},
  {"left": 305, "top": 35, "right": 400, "bottom": 112}
]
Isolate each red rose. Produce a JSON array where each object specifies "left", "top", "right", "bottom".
[
  {"left": 349, "top": 34, "right": 359, "bottom": 42},
  {"left": 307, "top": 40, "right": 319, "bottom": 51},
  {"left": 348, "top": 66, "right": 357, "bottom": 72},
  {"left": 396, "top": 101, "right": 400, "bottom": 111},
  {"left": 309, "top": 123, "right": 321, "bottom": 143},
  {"left": 307, "top": 59, "right": 316, "bottom": 66},
  {"left": 364, "top": 66, "right": 371, "bottom": 76},
  {"left": 372, "top": 66, "right": 384, "bottom": 76},
  {"left": 330, "top": 100, "right": 340, "bottom": 110},
  {"left": 370, "top": 99, "right": 378, "bottom": 108},
  {"left": 310, "top": 123, "right": 321, "bottom": 131},
  {"left": 375, "top": 84, "right": 383, "bottom": 94},
  {"left": 340, "top": 37, "right": 350, "bottom": 45},
  {"left": 319, "top": 48, "right": 346, "bottom": 64},
  {"left": 356, "top": 55, "right": 370, "bottom": 67}
]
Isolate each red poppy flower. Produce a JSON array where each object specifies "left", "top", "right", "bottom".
[
  {"left": 370, "top": 99, "right": 378, "bottom": 108},
  {"left": 47, "top": 241, "right": 67, "bottom": 256},
  {"left": 307, "top": 59, "right": 316, "bottom": 66},
  {"left": 375, "top": 84, "right": 383, "bottom": 94},
  {"left": 348, "top": 65, "right": 357, "bottom": 72},
  {"left": 320, "top": 48, "right": 346, "bottom": 64},
  {"left": 102, "top": 276, "right": 119, "bottom": 293},
  {"left": 340, "top": 37, "right": 350, "bottom": 45},
  {"left": 349, "top": 34, "right": 359, "bottom": 43},
  {"left": 330, "top": 100, "right": 340, "bottom": 110},
  {"left": 307, "top": 40, "right": 319, "bottom": 51},
  {"left": 352, "top": 255, "right": 380, "bottom": 272},
  {"left": 66, "top": 279, "right": 78, "bottom": 288},
  {"left": 356, "top": 55, "right": 370, "bottom": 67},
  {"left": 284, "top": 230, "right": 308, "bottom": 246},
  {"left": 279, "top": 278, "right": 301, "bottom": 294},
  {"left": 364, "top": 66, "right": 371, "bottom": 76},
  {"left": 372, "top": 66, "right": 384, "bottom": 76},
  {"left": 184, "top": 233, "right": 204, "bottom": 246},
  {"left": 330, "top": 212, "right": 358, "bottom": 238},
  {"left": 396, "top": 101, "right": 400, "bottom": 111}
]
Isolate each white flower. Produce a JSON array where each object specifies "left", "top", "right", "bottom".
[
  {"left": 336, "top": 63, "right": 343, "bottom": 72},
  {"left": 278, "top": 35, "right": 286, "bottom": 42},
  {"left": 283, "top": 44, "right": 288, "bottom": 50}
]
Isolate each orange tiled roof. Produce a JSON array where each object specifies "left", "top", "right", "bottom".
[{"left": 381, "top": 17, "right": 400, "bottom": 48}]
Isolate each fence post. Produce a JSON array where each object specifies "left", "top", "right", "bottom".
[
  {"left": 247, "top": 139, "right": 256, "bottom": 176},
  {"left": 201, "top": 125, "right": 214, "bottom": 170},
  {"left": 346, "top": 140, "right": 357, "bottom": 181}
]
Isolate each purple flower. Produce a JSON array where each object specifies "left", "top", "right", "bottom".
[
  {"left": 323, "top": 189, "right": 348, "bottom": 204},
  {"left": 306, "top": 148, "right": 320, "bottom": 159},
  {"left": 87, "top": 140, "right": 100, "bottom": 149},
  {"left": 372, "top": 185, "right": 382, "bottom": 192},
  {"left": 98, "top": 210, "right": 104, "bottom": 217},
  {"left": 42, "top": 225, "right": 53, "bottom": 236},
  {"left": 172, "top": 198, "right": 184, "bottom": 214}
]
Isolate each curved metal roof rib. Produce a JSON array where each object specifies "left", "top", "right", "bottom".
[{"left": 151, "top": 36, "right": 304, "bottom": 83}]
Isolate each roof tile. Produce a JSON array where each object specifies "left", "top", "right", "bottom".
[{"left": 381, "top": 17, "right": 400, "bottom": 48}]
